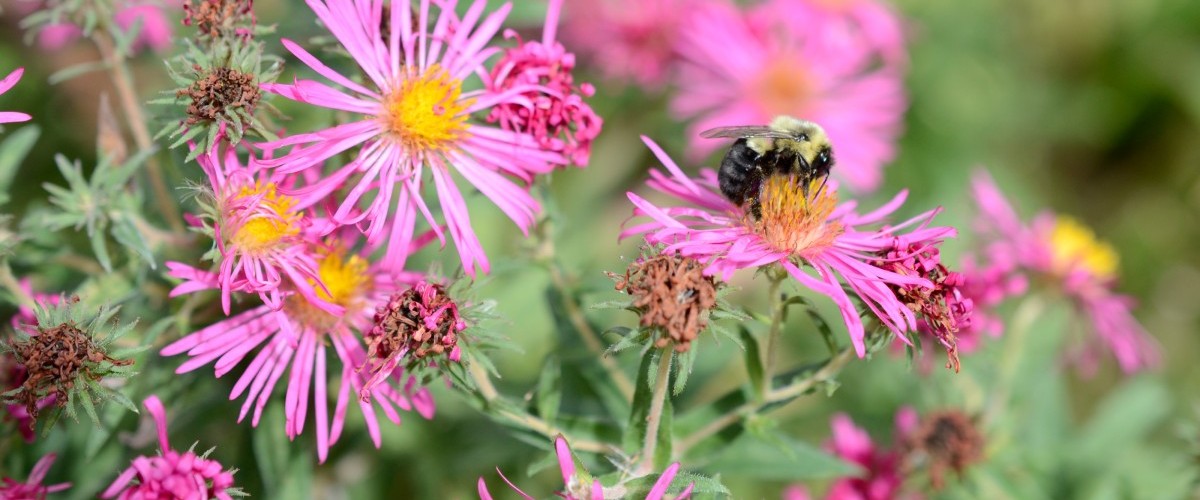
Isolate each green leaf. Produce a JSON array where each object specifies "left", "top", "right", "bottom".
[
  {"left": 536, "top": 356, "right": 562, "bottom": 424},
  {"left": 90, "top": 227, "right": 113, "bottom": 272},
  {"left": 48, "top": 61, "right": 109, "bottom": 84},
  {"left": 111, "top": 218, "right": 155, "bottom": 269},
  {"left": 622, "top": 471, "right": 732, "bottom": 498},
  {"left": 1074, "top": 377, "right": 1171, "bottom": 463},
  {"left": 0, "top": 125, "right": 39, "bottom": 204},
  {"left": 739, "top": 325, "right": 765, "bottom": 398},
  {"left": 702, "top": 432, "right": 858, "bottom": 481}
]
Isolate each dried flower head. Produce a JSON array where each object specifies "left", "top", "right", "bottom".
[
  {"left": 904, "top": 410, "right": 984, "bottom": 489},
  {"left": 183, "top": 0, "right": 256, "bottom": 39},
  {"left": 362, "top": 282, "right": 465, "bottom": 393},
  {"left": 1, "top": 297, "right": 140, "bottom": 431},
  {"left": 874, "top": 244, "right": 973, "bottom": 372},
  {"left": 611, "top": 252, "right": 719, "bottom": 352},
  {"left": 180, "top": 66, "right": 262, "bottom": 126},
  {"left": 0, "top": 453, "right": 70, "bottom": 498}
]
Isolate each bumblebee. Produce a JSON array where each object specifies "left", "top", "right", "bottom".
[{"left": 701, "top": 115, "right": 835, "bottom": 218}]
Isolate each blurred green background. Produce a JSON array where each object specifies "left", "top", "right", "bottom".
[{"left": 1, "top": 0, "right": 1198, "bottom": 498}]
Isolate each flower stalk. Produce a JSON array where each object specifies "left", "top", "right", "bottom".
[{"left": 638, "top": 350, "right": 674, "bottom": 474}]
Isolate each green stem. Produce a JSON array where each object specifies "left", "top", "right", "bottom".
[
  {"left": 674, "top": 348, "right": 855, "bottom": 457},
  {"left": 984, "top": 295, "right": 1045, "bottom": 425},
  {"left": 467, "top": 358, "right": 609, "bottom": 454},
  {"left": 91, "top": 29, "right": 183, "bottom": 234},
  {"left": 761, "top": 275, "right": 786, "bottom": 399},
  {"left": 638, "top": 350, "right": 674, "bottom": 474}
]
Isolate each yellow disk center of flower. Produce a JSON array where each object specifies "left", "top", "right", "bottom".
[
  {"left": 753, "top": 175, "right": 842, "bottom": 254},
  {"left": 1049, "top": 216, "right": 1118, "bottom": 279},
  {"left": 752, "top": 61, "right": 813, "bottom": 116},
  {"left": 286, "top": 248, "right": 371, "bottom": 329},
  {"left": 383, "top": 65, "right": 472, "bottom": 153},
  {"left": 230, "top": 183, "right": 300, "bottom": 253}
]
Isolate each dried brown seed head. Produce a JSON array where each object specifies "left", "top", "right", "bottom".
[
  {"left": 177, "top": 67, "right": 261, "bottom": 126},
  {"left": 611, "top": 252, "right": 719, "bottom": 352},
  {"left": 906, "top": 410, "right": 985, "bottom": 489},
  {"left": 6, "top": 321, "right": 131, "bottom": 421},
  {"left": 183, "top": 0, "right": 256, "bottom": 39}
]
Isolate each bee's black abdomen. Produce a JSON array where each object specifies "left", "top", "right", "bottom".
[{"left": 718, "top": 139, "right": 760, "bottom": 205}]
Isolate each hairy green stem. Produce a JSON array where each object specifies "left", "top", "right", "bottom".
[
  {"left": 467, "top": 359, "right": 610, "bottom": 454},
  {"left": 91, "top": 30, "right": 183, "bottom": 234},
  {"left": 674, "top": 348, "right": 855, "bottom": 457},
  {"left": 761, "top": 275, "right": 786, "bottom": 399},
  {"left": 638, "top": 350, "right": 674, "bottom": 474}
]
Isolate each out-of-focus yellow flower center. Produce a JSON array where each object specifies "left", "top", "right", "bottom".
[
  {"left": 1049, "top": 216, "right": 1118, "bottom": 279},
  {"left": 287, "top": 248, "right": 371, "bottom": 329},
  {"left": 230, "top": 182, "right": 299, "bottom": 252},
  {"left": 383, "top": 65, "right": 472, "bottom": 153},
  {"left": 753, "top": 175, "right": 842, "bottom": 254},
  {"left": 752, "top": 61, "right": 813, "bottom": 116}
]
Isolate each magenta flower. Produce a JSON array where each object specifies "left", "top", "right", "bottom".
[
  {"left": 101, "top": 395, "right": 238, "bottom": 499},
  {"left": 561, "top": 0, "right": 702, "bottom": 89},
  {"left": 485, "top": 0, "right": 602, "bottom": 167},
  {"left": 259, "top": 0, "right": 565, "bottom": 276},
  {"left": 760, "top": 0, "right": 907, "bottom": 68},
  {"left": 176, "top": 141, "right": 335, "bottom": 316},
  {"left": 162, "top": 228, "right": 434, "bottom": 462},
  {"left": 969, "top": 170, "right": 1159, "bottom": 372},
  {"left": 623, "top": 137, "right": 954, "bottom": 357},
  {"left": 0, "top": 68, "right": 32, "bottom": 124},
  {"left": 785, "top": 409, "right": 918, "bottom": 500},
  {"left": 875, "top": 243, "right": 973, "bottom": 371},
  {"left": 0, "top": 453, "right": 70, "bottom": 498},
  {"left": 478, "top": 436, "right": 693, "bottom": 499},
  {"left": 670, "top": 0, "right": 905, "bottom": 192}
]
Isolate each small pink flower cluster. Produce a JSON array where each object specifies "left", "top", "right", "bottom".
[
  {"left": 0, "top": 453, "right": 70, "bottom": 499},
  {"left": 786, "top": 410, "right": 918, "bottom": 500}
]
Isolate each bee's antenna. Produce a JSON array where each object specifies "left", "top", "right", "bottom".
[{"left": 812, "top": 175, "right": 830, "bottom": 199}]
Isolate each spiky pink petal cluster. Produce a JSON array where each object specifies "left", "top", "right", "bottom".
[
  {"left": 163, "top": 228, "right": 434, "bottom": 463},
  {"left": 968, "top": 170, "right": 1159, "bottom": 372},
  {"left": 361, "top": 281, "right": 465, "bottom": 397},
  {"left": 623, "top": 137, "right": 954, "bottom": 357},
  {"left": 259, "top": 0, "right": 567, "bottom": 276},
  {"left": 486, "top": 0, "right": 601, "bottom": 166},
  {"left": 0, "top": 68, "right": 32, "bottom": 124},
  {"left": 785, "top": 409, "right": 918, "bottom": 500},
  {"left": 101, "top": 396, "right": 236, "bottom": 500},
  {"left": 670, "top": 0, "right": 905, "bottom": 192},
  {"left": 0, "top": 453, "right": 69, "bottom": 498},
  {"left": 875, "top": 243, "right": 973, "bottom": 371},
  {"left": 478, "top": 436, "right": 693, "bottom": 500}
]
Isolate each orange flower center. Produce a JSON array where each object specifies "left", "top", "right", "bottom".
[
  {"left": 751, "top": 61, "right": 813, "bottom": 117},
  {"left": 752, "top": 175, "right": 842, "bottom": 254},
  {"left": 286, "top": 248, "right": 371, "bottom": 330}
]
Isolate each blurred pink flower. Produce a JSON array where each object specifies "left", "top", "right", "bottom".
[
  {"left": 0, "top": 453, "right": 70, "bottom": 498},
  {"left": 671, "top": 0, "right": 906, "bottom": 192},
  {"left": 478, "top": 436, "right": 693, "bottom": 499},
  {"left": 177, "top": 141, "right": 335, "bottom": 316},
  {"left": 22, "top": 0, "right": 174, "bottom": 53},
  {"left": 786, "top": 409, "right": 919, "bottom": 500},
  {"left": 101, "top": 395, "right": 237, "bottom": 499},
  {"left": 259, "top": 0, "right": 565, "bottom": 277},
  {"left": 0, "top": 68, "right": 32, "bottom": 124},
  {"left": 623, "top": 137, "right": 954, "bottom": 357},
  {"left": 760, "top": 0, "right": 907, "bottom": 68},
  {"left": 969, "top": 170, "right": 1159, "bottom": 373},
  {"left": 162, "top": 228, "right": 434, "bottom": 462},
  {"left": 485, "top": 0, "right": 602, "bottom": 166},
  {"left": 561, "top": 0, "right": 700, "bottom": 88}
]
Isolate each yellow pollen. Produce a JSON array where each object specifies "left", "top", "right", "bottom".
[
  {"left": 1049, "top": 216, "right": 1118, "bottom": 279},
  {"left": 753, "top": 175, "right": 842, "bottom": 254},
  {"left": 383, "top": 65, "right": 472, "bottom": 152},
  {"left": 230, "top": 182, "right": 300, "bottom": 252},
  {"left": 752, "top": 61, "right": 813, "bottom": 116},
  {"left": 286, "top": 248, "right": 371, "bottom": 329}
]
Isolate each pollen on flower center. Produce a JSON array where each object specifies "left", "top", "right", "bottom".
[
  {"left": 753, "top": 175, "right": 842, "bottom": 254},
  {"left": 1048, "top": 216, "right": 1117, "bottom": 279},
  {"left": 229, "top": 182, "right": 300, "bottom": 253},
  {"left": 383, "top": 65, "right": 472, "bottom": 153},
  {"left": 752, "top": 61, "right": 813, "bottom": 116},
  {"left": 286, "top": 249, "right": 370, "bottom": 328}
]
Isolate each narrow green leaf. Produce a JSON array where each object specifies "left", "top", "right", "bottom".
[
  {"left": 536, "top": 356, "right": 562, "bottom": 424},
  {"left": 702, "top": 432, "right": 858, "bottom": 480},
  {"left": 738, "top": 325, "right": 764, "bottom": 397},
  {"left": 90, "top": 229, "right": 113, "bottom": 272}
]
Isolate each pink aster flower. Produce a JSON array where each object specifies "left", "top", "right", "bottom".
[
  {"left": 478, "top": 435, "right": 693, "bottom": 499},
  {"left": 761, "top": 0, "right": 907, "bottom": 68},
  {"left": 485, "top": 0, "right": 602, "bottom": 166},
  {"left": 0, "top": 453, "right": 70, "bottom": 498},
  {"left": 173, "top": 140, "right": 336, "bottom": 316},
  {"left": 969, "top": 170, "right": 1159, "bottom": 373},
  {"left": 671, "top": 0, "right": 905, "bottom": 192},
  {"left": 561, "top": 0, "right": 700, "bottom": 89},
  {"left": 101, "top": 395, "right": 238, "bottom": 499},
  {"left": 162, "top": 227, "right": 435, "bottom": 462},
  {"left": 0, "top": 68, "right": 32, "bottom": 124},
  {"left": 259, "top": 0, "right": 566, "bottom": 276},
  {"left": 19, "top": 0, "right": 174, "bottom": 53},
  {"left": 785, "top": 409, "right": 918, "bottom": 500},
  {"left": 623, "top": 137, "right": 954, "bottom": 357}
]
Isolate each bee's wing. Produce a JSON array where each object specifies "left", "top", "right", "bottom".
[{"left": 699, "top": 126, "right": 796, "bottom": 140}]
